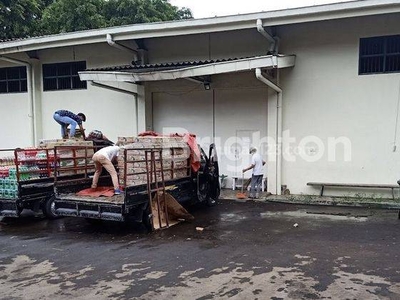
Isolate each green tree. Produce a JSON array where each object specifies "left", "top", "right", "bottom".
[
  {"left": 0, "top": 0, "right": 44, "bottom": 40},
  {"left": 40, "top": 0, "right": 107, "bottom": 34},
  {"left": 1, "top": 0, "right": 193, "bottom": 38},
  {"left": 103, "top": 0, "right": 192, "bottom": 27},
  {"left": 176, "top": 7, "right": 192, "bottom": 20}
]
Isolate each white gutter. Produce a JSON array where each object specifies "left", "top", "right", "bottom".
[
  {"left": 256, "top": 19, "right": 277, "bottom": 53},
  {"left": 89, "top": 80, "right": 138, "bottom": 95},
  {"left": 255, "top": 68, "right": 282, "bottom": 195},
  {"left": 1, "top": 0, "right": 399, "bottom": 55},
  {"left": 106, "top": 34, "right": 138, "bottom": 61},
  {"left": 0, "top": 56, "right": 35, "bottom": 146}
]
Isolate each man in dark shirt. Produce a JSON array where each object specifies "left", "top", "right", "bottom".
[{"left": 53, "top": 110, "right": 86, "bottom": 139}]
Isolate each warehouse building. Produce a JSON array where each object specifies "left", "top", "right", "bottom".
[{"left": 1, "top": 0, "right": 400, "bottom": 196}]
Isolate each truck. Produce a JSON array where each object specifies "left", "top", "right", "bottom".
[
  {"left": 0, "top": 138, "right": 109, "bottom": 219},
  {"left": 0, "top": 147, "right": 56, "bottom": 218},
  {"left": 51, "top": 136, "right": 220, "bottom": 231}
]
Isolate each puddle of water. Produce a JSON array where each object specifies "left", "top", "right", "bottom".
[
  {"left": 220, "top": 213, "right": 247, "bottom": 223},
  {"left": 260, "top": 211, "right": 368, "bottom": 222}
]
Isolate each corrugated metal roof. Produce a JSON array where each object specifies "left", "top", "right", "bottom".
[
  {"left": 86, "top": 56, "right": 258, "bottom": 73},
  {"left": 79, "top": 54, "right": 296, "bottom": 82}
]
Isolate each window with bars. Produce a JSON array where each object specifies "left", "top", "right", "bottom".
[
  {"left": 42, "top": 61, "right": 87, "bottom": 91},
  {"left": 359, "top": 35, "right": 400, "bottom": 75},
  {"left": 0, "top": 66, "right": 27, "bottom": 94}
]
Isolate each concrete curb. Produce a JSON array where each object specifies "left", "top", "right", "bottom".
[
  {"left": 264, "top": 197, "right": 400, "bottom": 210},
  {"left": 219, "top": 193, "right": 400, "bottom": 210}
]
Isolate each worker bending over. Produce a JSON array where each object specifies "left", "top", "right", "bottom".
[{"left": 91, "top": 145, "right": 121, "bottom": 195}]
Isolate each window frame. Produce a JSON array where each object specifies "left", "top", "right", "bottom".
[
  {"left": 359, "top": 34, "right": 400, "bottom": 75},
  {"left": 0, "top": 66, "right": 27, "bottom": 94},
  {"left": 42, "top": 61, "right": 87, "bottom": 91}
]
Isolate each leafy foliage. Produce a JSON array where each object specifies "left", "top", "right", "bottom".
[
  {"left": 104, "top": 0, "right": 191, "bottom": 26},
  {"left": 0, "top": 0, "right": 192, "bottom": 39},
  {"left": 0, "top": 0, "right": 43, "bottom": 40},
  {"left": 40, "top": 0, "right": 107, "bottom": 34}
]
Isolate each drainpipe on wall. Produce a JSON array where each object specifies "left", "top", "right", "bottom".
[
  {"left": 256, "top": 19, "right": 278, "bottom": 54},
  {"left": 106, "top": 34, "right": 138, "bottom": 62},
  {"left": 255, "top": 68, "right": 282, "bottom": 195},
  {"left": 0, "top": 56, "right": 35, "bottom": 146}
]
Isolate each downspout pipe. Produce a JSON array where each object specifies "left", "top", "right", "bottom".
[
  {"left": 0, "top": 56, "right": 35, "bottom": 146},
  {"left": 88, "top": 81, "right": 137, "bottom": 96},
  {"left": 255, "top": 68, "right": 282, "bottom": 93},
  {"left": 255, "top": 68, "right": 283, "bottom": 195},
  {"left": 256, "top": 19, "right": 277, "bottom": 54},
  {"left": 106, "top": 34, "right": 138, "bottom": 61}
]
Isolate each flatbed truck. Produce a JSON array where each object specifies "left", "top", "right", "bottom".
[{"left": 52, "top": 140, "right": 220, "bottom": 230}]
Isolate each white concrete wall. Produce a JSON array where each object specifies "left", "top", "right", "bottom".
[
  {"left": 214, "top": 83, "right": 268, "bottom": 181},
  {"left": 3, "top": 29, "right": 261, "bottom": 148},
  {"left": 152, "top": 89, "right": 213, "bottom": 139},
  {"left": 0, "top": 54, "right": 34, "bottom": 148},
  {"left": 39, "top": 43, "right": 137, "bottom": 143},
  {"left": 279, "top": 13, "right": 400, "bottom": 197},
  {"left": 148, "top": 72, "right": 268, "bottom": 188},
  {"left": 0, "top": 44, "right": 138, "bottom": 148},
  {"left": 0, "top": 93, "right": 32, "bottom": 148},
  {"left": 146, "top": 28, "right": 266, "bottom": 63}
]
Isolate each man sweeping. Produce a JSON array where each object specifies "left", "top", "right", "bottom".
[{"left": 242, "top": 146, "right": 265, "bottom": 199}]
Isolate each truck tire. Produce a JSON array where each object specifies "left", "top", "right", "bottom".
[
  {"left": 42, "top": 196, "right": 59, "bottom": 219},
  {"left": 16, "top": 205, "right": 23, "bottom": 217},
  {"left": 198, "top": 181, "right": 209, "bottom": 202}
]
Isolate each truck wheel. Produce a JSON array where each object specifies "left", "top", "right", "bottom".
[
  {"left": 198, "top": 182, "right": 209, "bottom": 202},
  {"left": 42, "top": 196, "right": 59, "bottom": 219},
  {"left": 16, "top": 206, "right": 23, "bottom": 217},
  {"left": 142, "top": 204, "right": 153, "bottom": 232}
]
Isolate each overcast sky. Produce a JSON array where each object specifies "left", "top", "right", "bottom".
[{"left": 170, "top": 0, "right": 354, "bottom": 18}]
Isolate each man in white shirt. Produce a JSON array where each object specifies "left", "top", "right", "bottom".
[
  {"left": 91, "top": 145, "right": 121, "bottom": 195},
  {"left": 242, "top": 146, "right": 266, "bottom": 199}
]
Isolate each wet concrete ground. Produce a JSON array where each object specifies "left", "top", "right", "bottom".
[{"left": 0, "top": 200, "right": 400, "bottom": 299}]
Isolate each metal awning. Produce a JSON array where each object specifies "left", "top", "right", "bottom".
[{"left": 79, "top": 55, "right": 295, "bottom": 83}]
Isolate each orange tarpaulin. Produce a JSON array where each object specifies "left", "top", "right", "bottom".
[{"left": 76, "top": 187, "right": 115, "bottom": 197}]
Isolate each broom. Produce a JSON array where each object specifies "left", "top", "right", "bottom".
[{"left": 236, "top": 172, "right": 247, "bottom": 199}]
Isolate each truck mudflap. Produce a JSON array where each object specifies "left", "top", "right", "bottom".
[
  {"left": 150, "top": 192, "right": 194, "bottom": 230},
  {"left": 54, "top": 201, "right": 125, "bottom": 222},
  {"left": 0, "top": 200, "right": 20, "bottom": 217}
]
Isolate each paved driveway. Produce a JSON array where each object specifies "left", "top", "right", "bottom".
[{"left": 0, "top": 200, "right": 399, "bottom": 299}]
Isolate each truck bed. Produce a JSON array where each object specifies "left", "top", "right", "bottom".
[{"left": 57, "top": 193, "right": 125, "bottom": 204}]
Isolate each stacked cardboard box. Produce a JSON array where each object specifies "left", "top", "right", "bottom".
[
  {"left": 38, "top": 139, "right": 93, "bottom": 149},
  {"left": 39, "top": 139, "right": 95, "bottom": 176},
  {"left": 118, "top": 136, "right": 191, "bottom": 187}
]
